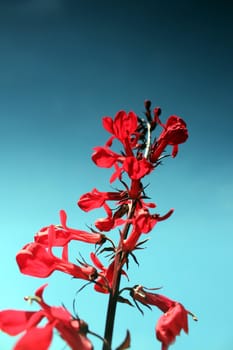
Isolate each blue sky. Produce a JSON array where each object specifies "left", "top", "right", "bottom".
[{"left": 0, "top": 0, "right": 233, "bottom": 349}]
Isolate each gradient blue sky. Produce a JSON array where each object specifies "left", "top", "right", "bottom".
[{"left": 0, "top": 0, "right": 233, "bottom": 349}]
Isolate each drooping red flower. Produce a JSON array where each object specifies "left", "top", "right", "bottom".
[
  {"left": 150, "top": 115, "right": 188, "bottom": 162},
  {"left": 131, "top": 286, "right": 196, "bottom": 350},
  {"left": 0, "top": 284, "right": 93, "bottom": 350},
  {"left": 78, "top": 188, "right": 126, "bottom": 212},
  {"left": 35, "top": 210, "right": 104, "bottom": 246},
  {"left": 156, "top": 302, "right": 189, "bottom": 350},
  {"left": 131, "top": 285, "right": 175, "bottom": 312},
  {"left": 16, "top": 240, "right": 97, "bottom": 281}
]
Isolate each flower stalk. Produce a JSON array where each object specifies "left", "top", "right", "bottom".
[{"left": 0, "top": 101, "right": 196, "bottom": 350}]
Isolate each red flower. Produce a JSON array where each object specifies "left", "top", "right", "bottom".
[
  {"left": 78, "top": 188, "right": 126, "bottom": 212},
  {"left": 95, "top": 216, "right": 125, "bottom": 232},
  {"left": 92, "top": 146, "right": 123, "bottom": 168},
  {"left": 131, "top": 286, "right": 196, "bottom": 350},
  {"left": 150, "top": 115, "right": 188, "bottom": 162},
  {"left": 102, "top": 110, "right": 139, "bottom": 155},
  {"left": 123, "top": 157, "right": 154, "bottom": 180},
  {"left": 35, "top": 210, "right": 104, "bottom": 246},
  {"left": 131, "top": 285, "right": 175, "bottom": 312},
  {"left": 122, "top": 208, "right": 173, "bottom": 252},
  {"left": 94, "top": 202, "right": 126, "bottom": 232},
  {"left": 0, "top": 284, "right": 93, "bottom": 350},
  {"left": 156, "top": 303, "right": 188, "bottom": 350},
  {"left": 16, "top": 240, "right": 97, "bottom": 281}
]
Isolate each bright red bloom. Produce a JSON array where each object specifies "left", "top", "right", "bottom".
[
  {"left": 16, "top": 240, "right": 97, "bottom": 280},
  {"left": 92, "top": 146, "right": 123, "bottom": 168},
  {"left": 78, "top": 188, "right": 126, "bottom": 212},
  {"left": 122, "top": 208, "right": 173, "bottom": 252},
  {"left": 156, "top": 303, "right": 188, "bottom": 350},
  {"left": 0, "top": 284, "right": 93, "bottom": 350},
  {"left": 102, "top": 110, "right": 139, "bottom": 155},
  {"left": 94, "top": 201, "right": 126, "bottom": 232},
  {"left": 35, "top": 210, "right": 104, "bottom": 246},
  {"left": 150, "top": 115, "right": 188, "bottom": 162},
  {"left": 131, "top": 285, "right": 175, "bottom": 312},
  {"left": 131, "top": 286, "right": 196, "bottom": 350},
  {"left": 95, "top": 215, "right": 125, "bottom": 232},
  {"left": 123, "top": 157, "right": 154, "bottom": 180}
]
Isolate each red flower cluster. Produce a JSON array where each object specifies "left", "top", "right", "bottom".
[{"left": 0, "top": 101, "right": 194, "bottom": 350}]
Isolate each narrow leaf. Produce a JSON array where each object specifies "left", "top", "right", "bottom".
[{"left": 115, "top": 330, "right": 131, "bottom": 350}]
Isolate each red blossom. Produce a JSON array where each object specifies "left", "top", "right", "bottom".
[
  {"left": 131, "top": 286, "right": 196, "bottom": 349},
  {"left": 0, "top": 284, "right": 93, "bottom": 350},
  {"left": 94, "top": 202, "right": 126, "bottom": 232},
  {"left": 131, "top": 285, "right": 175, "bottom": 312},
  {"left": 78, "top": 188, "right": 126, "bottom": 212},
  {"left": 35, "top": 210, "right": 104, "bottom": 246},
  {"left": 156, "top": 303, "right": 189, "bottom": 350},
  {"left": 92, "top": 146, "right": 124, "bottom": 168},
  {"left": 123, "top": 157, "right": 154, "bottom": 180},
  {"left": 102, "top": 110, "right": 139, "bottom": 155},
  {"left": 122, "top": 208, "right": 173, "bottom": 252},
  {"left": 16, "top": 241, "right": 97, "bottom": 281},
  {"left": 150, "top": 115, "right": 188, "bottom": 162},
  {"left": 78, "top": 188, "right": 108, "bottom": 211},
  {"left": 95, "top": 216, "right": 125, "bottom": 232}
]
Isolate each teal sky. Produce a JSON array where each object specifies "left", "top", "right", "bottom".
[{"left": 0, "top": 1, "right": 233, "bottom": 349}]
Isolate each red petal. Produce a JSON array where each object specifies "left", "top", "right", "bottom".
[
  {"left": 14, "top": 324, "right": 53, "bottom": 350},
  {"left": 0, "top": 310, "right": 37, "bottom": 335},
  {"left": 102, "top": 117, "right": 114, "bottom": 133}
]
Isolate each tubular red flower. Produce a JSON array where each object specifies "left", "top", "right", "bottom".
[
  {"left": 92, "top": 146, "right": 124, "bottom": 168},
  {"left": 78, "top": 188, "right": 108, "bottom": 211},
  {"left": 102, "top": 110, "right": 139, "bottom": 155},
  {"left": 0, "top": 284, "right": 93, "bottom": 350},
  {"left": 94, "top": 202, "right": 126, "bottom": 232},
  {"left": 95, "top": 216, "right": 125, "bottom": 232},
  {"left": 78, "top": 188, "right": 126, "bottom": 212},
  {"left": 123, "top": 157, "right": 154, "bottom": 180},
  {"left": 156, "top": 303, "right": 189, "bottom": 349},
  {"left": 150, "top": 115, "right": 188, "bottom": 162},
  {"left": 35, "top": 211, "right": 103, "bottom": 246},
  {"left": 131, "top": 286, "right": 195, "bottom": 349},
  {"left": 16, "top": 242, "right": 97, "bottom": 281},
  {"left": 122, "top": 207, "right": 172, "bottom": 252},
  {"left": 131, "top": 286, "right": 175, "bottom": 312}
]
